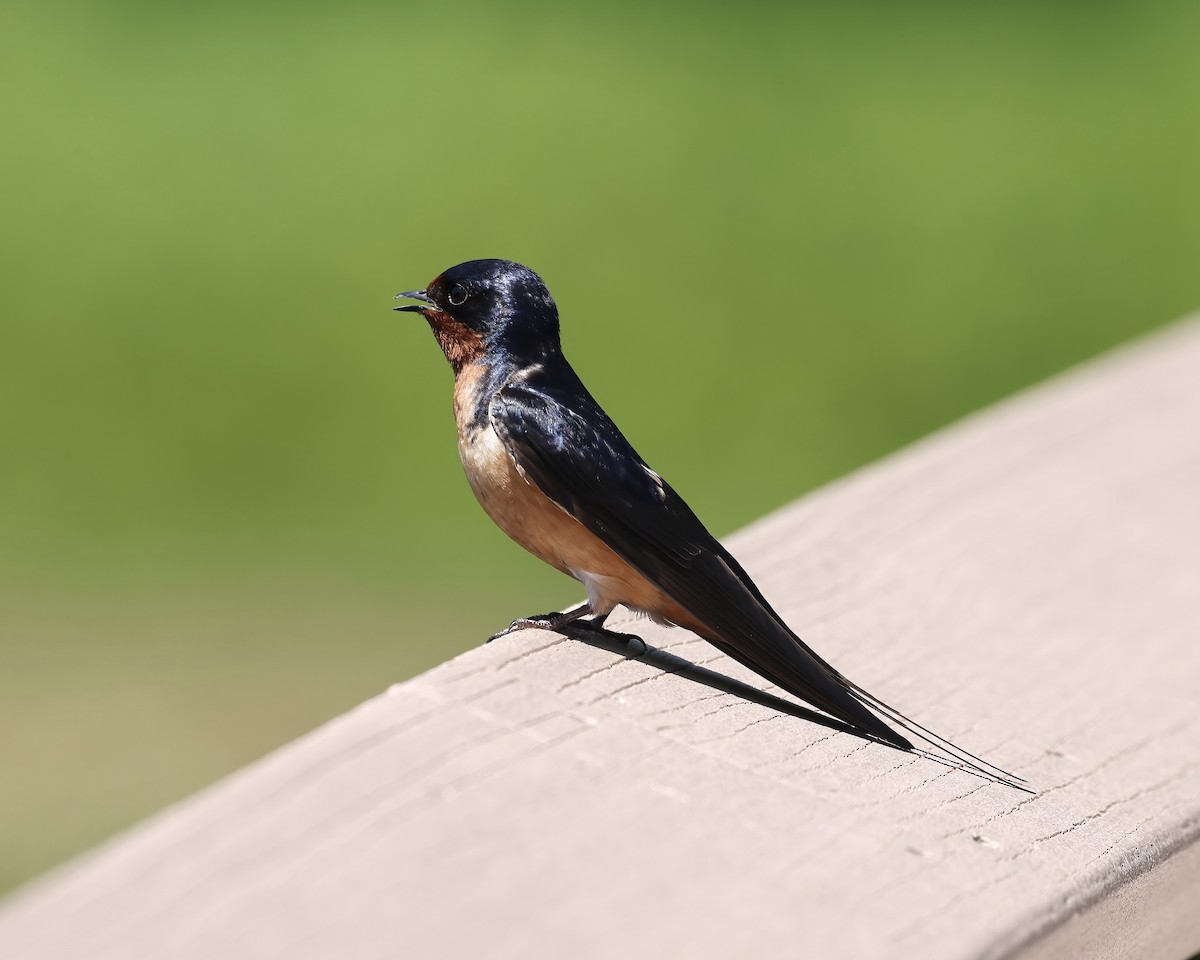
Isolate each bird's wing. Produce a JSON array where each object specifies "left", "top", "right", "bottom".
[{"left": 489, "top": 372, "right": 908, "bottom": 747}]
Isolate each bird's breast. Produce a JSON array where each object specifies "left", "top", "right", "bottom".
[
  {"left": 456, "top": 414, "right": 583, "bottom": 580},
  {"left": 452, "top": 363, "right": 688, "bottom": 623},
  {"left": 454, "top": 362, "right": 575, "bottom": 574}
]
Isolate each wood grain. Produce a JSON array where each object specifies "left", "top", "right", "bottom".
[{"left": 3, "top": 321, "right": 1200, "bottom": 960}]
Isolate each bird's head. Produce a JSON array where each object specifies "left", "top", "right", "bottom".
[{"left": 395, "top": 259, "right": 560, "bottom": 371}]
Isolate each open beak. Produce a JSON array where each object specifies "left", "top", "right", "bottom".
[{"left": 393, "top": 290, "right": 435, "bottom": 313}]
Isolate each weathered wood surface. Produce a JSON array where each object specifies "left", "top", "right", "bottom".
[{"left": 3, "top": 321, "right": 1200, "bottom": 960}]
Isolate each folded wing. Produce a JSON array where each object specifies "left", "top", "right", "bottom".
[{"left": 490, "top": 366, "right": 912, "bottom": 749}]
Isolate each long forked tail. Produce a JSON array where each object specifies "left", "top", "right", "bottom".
[
  {"left": 652, "top": 544, "right": 1030, "bottom": 789},
  {"left": 688, "top": 615, "right": 1029, "bottom": 789},
  {"left": 718, "top": 605, "right": 1031, "bottom": 791},
  {"left": 841, "top": 678, "right": 1032, "bottom": 792}
]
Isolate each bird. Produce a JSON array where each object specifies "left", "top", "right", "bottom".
[{"left": 394, "top": 258, "right": 1022, "bottom": 786}]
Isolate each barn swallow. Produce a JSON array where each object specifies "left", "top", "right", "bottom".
[{"left": 395, "top": 259, "right": 1021, "bottom": 784}]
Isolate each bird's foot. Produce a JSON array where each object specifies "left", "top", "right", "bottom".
[
  {"left": 487, "top": 607, "right": 593, "bottom": 642},
  {"left": 486, "top": 607, "right": 647, "bottom": 655}
]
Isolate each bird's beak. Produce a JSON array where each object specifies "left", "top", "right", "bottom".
[{"left": 393, "top": 290, "right": 435, "bottom": 313}]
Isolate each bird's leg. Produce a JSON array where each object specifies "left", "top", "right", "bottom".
[
  {"left": 488, "top": 603, "right": 597, "bottom": 642},
  {"left": 573, "top": 610, "right": 609, "bottom": 631}
]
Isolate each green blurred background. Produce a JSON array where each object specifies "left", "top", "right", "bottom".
[{"left": 2, "top": 0, "right": 1199, "bottom": 894}]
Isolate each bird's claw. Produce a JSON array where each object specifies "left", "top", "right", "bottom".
[{"left": 487, "top": 612, "right": 572, "bottom": 642}]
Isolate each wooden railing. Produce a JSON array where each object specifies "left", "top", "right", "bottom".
[{"left": 3, "top": 320, "right": 1200, "bottom": 960}]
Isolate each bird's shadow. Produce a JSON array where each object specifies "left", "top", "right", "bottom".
[
  {"left": 559, "top": 622, "right": 873, "bottom": 745},
  {"left": 554, "top": 622, "right": 1031, "bottom": 792}
]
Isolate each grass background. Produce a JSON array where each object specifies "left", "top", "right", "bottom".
[{"left": 3, "top": 0, "right": 1199, "bottom": 894}]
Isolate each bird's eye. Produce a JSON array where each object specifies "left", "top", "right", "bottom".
[{"left": 448, "top": 283, "right": 469, "bottom": 306}]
